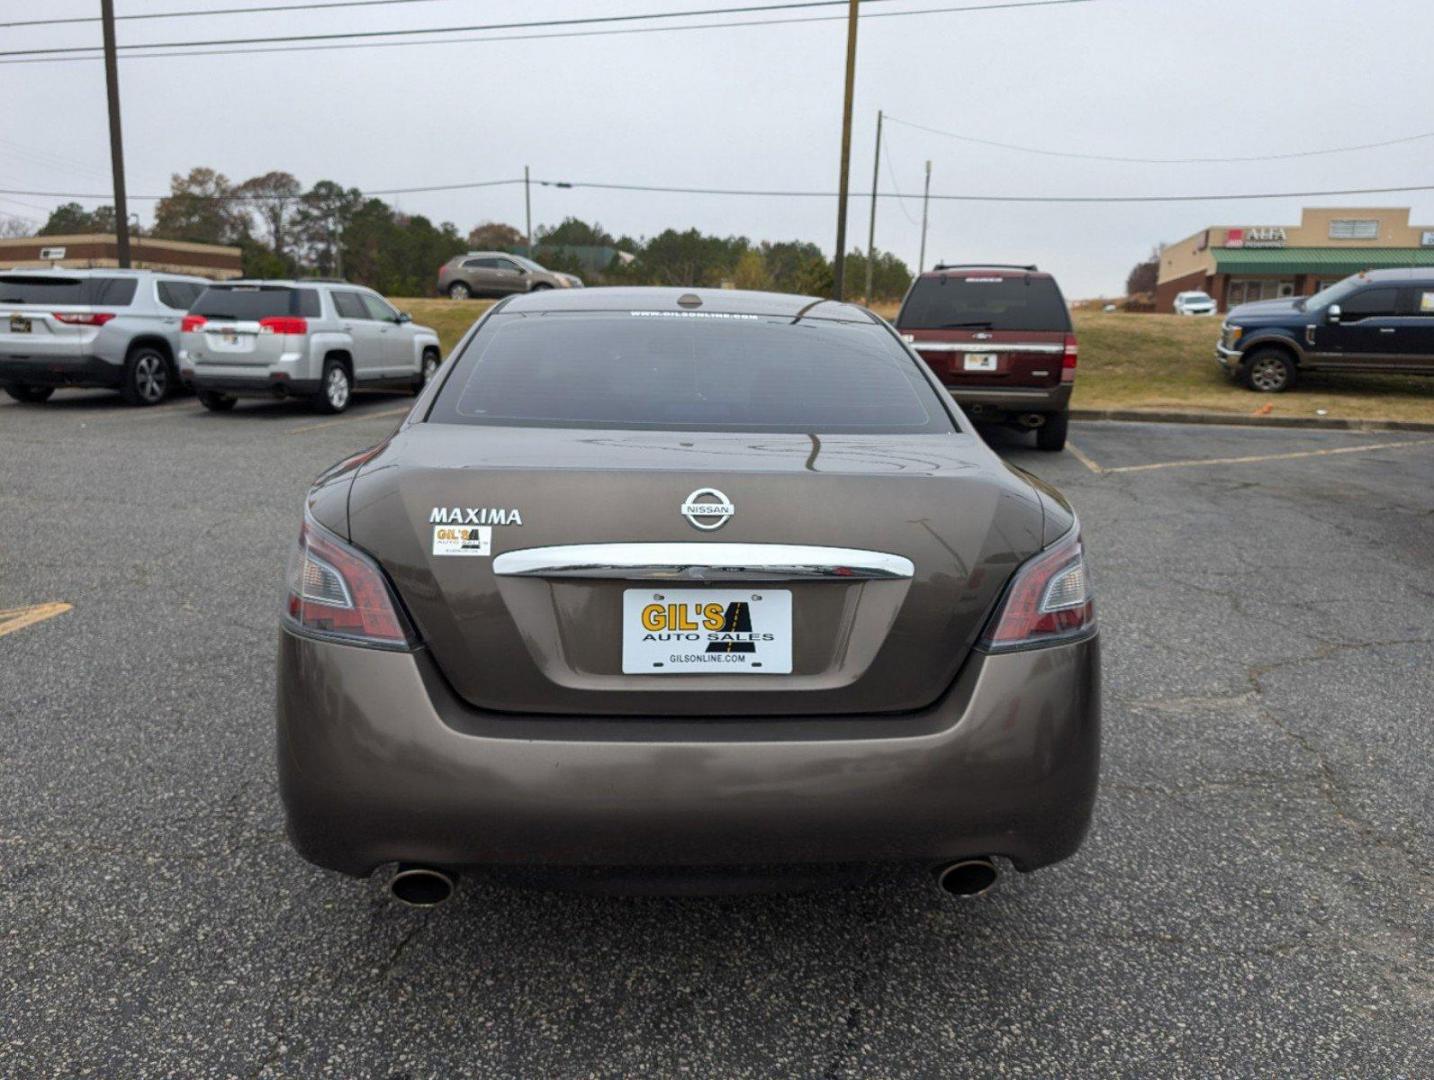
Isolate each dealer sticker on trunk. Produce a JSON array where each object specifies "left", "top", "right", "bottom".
[
  {"left": 622, "top": 589, "right": 792, "bottom": 674},
  {"left": 432, "top": 525, "right": 491, "bottom": 557}
]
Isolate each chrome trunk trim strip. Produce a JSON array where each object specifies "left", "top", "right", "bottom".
[{"left": 493, "top": 543, "right": 915, "bottom": 582}]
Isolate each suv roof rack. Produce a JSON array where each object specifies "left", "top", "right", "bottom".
[{"left": 933, "top": 263, "right": 1039, "bottom": 272}]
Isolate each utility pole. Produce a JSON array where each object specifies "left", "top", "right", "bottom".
[
  {"left": 918, "top": 159, "right": 932, "bottom": 273},
  {"left": 524, "top": 165, "right": 532, "bottom": 255},
  {"left": 831, "top": 0, "right": 859, "bottom": 300},
  {"left": 863, "top": 108, "right": 882, "bottom": 304},
  {"left": 100, "top": 0, "right": 131, "bottom": 268}
]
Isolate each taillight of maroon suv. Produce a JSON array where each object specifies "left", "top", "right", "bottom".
[{"left": 896, "top": 264, "right": 1075, "bottom": 452}]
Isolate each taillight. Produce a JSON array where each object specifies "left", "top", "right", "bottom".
[
  {"left": 259, "top": 316, "right": 307, "bottom": 335},
  {"left": 980, "top": 529, "right": 1094, "bottom": 650},
  {"left": 1061, "top": 334, "right": 1078, "bottom": 383},
  {"left": 52, "top": 312, "right": 115, "bottom": 326},
  {"left": 284, "top": 516, "right": 415, "bottom": 649},
  {"left": 181, "top": 315, "right": 207, "bottom": 332}
]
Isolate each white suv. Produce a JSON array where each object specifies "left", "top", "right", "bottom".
[
  {"left": 1, "top": 268, "right": 209, "bottom": 406},
  {"left": 181, "top": 280, "right": 442, "bottom": 413},
  {"left": 1173, "top": 291, "right": 1217, "bottom": 316}
]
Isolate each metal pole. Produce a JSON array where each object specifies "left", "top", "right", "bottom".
[
  {"left": 831, "top": 0, "right": 859, "bottom": 300},
  {"left": 918, "top": 159, "right": 932, "bottom": 272},
  {"left": 524, "top": 165, "right": 532, "bottom": 255},
  {"left": 100, "top": 0, "right": 130, "bottom": 268},
  {"left": 863, "top": 109, "right": 882, "bottom": 303}
]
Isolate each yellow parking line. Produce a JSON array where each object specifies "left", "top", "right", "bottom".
[
  {"left": 1101, "top": 437, "right": 1434, "bottom": 475},
  {"left": 0, "top": 602, "right": 72, "bottom": 639},
  {"left": 286, "top": 405, "right": 411, "bottom": 435},
  {"left": 1064, "top": 440, "right": 1105, "bottom": 475}
]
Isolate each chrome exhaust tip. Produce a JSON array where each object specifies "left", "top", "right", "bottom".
[
  {"left": 1018, "top": 413, "right": 1046, "bottom": 429},
  {"left": 935, "top": 858, "right": 999, "bottom": 899},
  {"left": 388, "top": 864, "right": 457, "bottom": 907}
]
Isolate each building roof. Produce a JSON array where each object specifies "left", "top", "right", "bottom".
[{"left": 1212, "top": 247, "right": 1434, "bottom": 276}]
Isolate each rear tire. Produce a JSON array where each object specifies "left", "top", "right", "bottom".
[
  {"left": 447, "top": 282, "right": 471, "bottom": 300},
  {"left": 313, "top": 359, "right": 352, "bottom": 414},
  {"left": 1036, "top": 412, "right": 1068, "bottom": 452},
  {"left": 1242, "top": 349, "right": 1297, "bottom": 393},
  {"left": 120, "top": 346, "right": 172, "bottom": 406},
  {"left": 197, "top": 390, "right": 236, "bottom": 412},
  {"left": 4, "top": 384, "right": 54, "bottom": 403}
]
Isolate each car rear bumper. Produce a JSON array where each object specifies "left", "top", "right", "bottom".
[
  {"left": 191, "top": 371, "right": 320, "bottom": 397},
  {"left": 0, "top": 355, "right": 121, "bottom": 388},
  {"left": 945, "top": 383, "right": 1071, "bottom": 417},
  {"left": 277, "top": 629, "right": 1101, "bottom": 879}
]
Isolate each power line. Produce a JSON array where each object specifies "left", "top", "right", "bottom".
[
  {"left": 5, "top": 178, "right": 1431, "bottom": 205},
  {"left": 2, "top": 0, "right": 461, "bottom": 30},
  {"left": 0, "top": 0, "right": 1099, "bottom": 64},
  {"left": 880, "top": 129, "right": 922, "bottom": 225},
  {"left": 885, "top": 114, "right": 1434, "bottom": 164},
  {"left": 0, "top": 0, "right": 905, "bottom": 58}
]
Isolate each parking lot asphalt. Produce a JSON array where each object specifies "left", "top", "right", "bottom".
[{"left": 2, "top": 391, "right": 1430, "bottom": 1079}]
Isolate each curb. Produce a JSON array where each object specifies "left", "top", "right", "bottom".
[{"left": 1068, "top": 408, "right": 1434, "bottom": 435}]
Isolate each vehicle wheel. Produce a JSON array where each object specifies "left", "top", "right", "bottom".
[
  {"left": 314, "top": 359, "right": 352, "bottom": 414},
  {"left": 529, "top": 282, "right": 553, "bottom": 291},
  {"left": 197, "top": 390, "right": 236, "bottom": 412},
  {"left": 447, "top": 282, "right": 472, "bottom": 300},
  {"left": 120, "top": 345, "right": 172, "bottom": 406},
  {"left": 4, "top": 384, "right": 54, "bottom": 403},
  {"left": 1036, "top": 412, "right": 1068, "bottom": 452},
  {"left": 411, "top": 349, "right": 441, "bottom": 395},
  {"left": 1242, "top": 349, "right": 1297, "bottom": 393}
]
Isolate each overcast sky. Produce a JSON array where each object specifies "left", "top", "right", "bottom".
[{"left": 3, "top": 0, "right": 1432, "bottom": 296}]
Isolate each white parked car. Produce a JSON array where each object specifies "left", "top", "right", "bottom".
[
  {"left": 1173, "top": 291, "right": 1217, "bottom": 316},
  {"left": 181, "top": 280, "right": 442, "bottom": 413}
]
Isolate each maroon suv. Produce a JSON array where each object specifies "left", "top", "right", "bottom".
[{"left": 895, "top": 264, "right": 1077, "bottom": 451}]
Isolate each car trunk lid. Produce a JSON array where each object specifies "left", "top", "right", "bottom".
[{"left": 347, "top": 425, "right": 1044, "bottom": 716}]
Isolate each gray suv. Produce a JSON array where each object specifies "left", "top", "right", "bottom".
[
  {"left": 181, "top": 280, "right": 442, "bottom": 414},
  {"left": 437, "top": 252, "right": 582, "bottom": 299},
  {"left": 0, "top": 268, "right": 209, "bottom": 406}
]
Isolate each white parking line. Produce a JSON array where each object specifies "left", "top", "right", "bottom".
[
  {"left": 1064, "top": 441, "right": 1105, "bottom": 475},
  {"left": 1099, "top": 436, "right": 1434, "bottom": 475},
  {"left": 286, "top": 405, "right": 411, "bottom": 435}
]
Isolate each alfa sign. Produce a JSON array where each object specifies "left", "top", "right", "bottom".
[{"left": 1226, "top": 227, "right": 1286, "bottom": 249}]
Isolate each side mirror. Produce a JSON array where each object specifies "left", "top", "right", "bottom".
[
  {"left": 397, "top": 312, "right": 411, "bottom": 324},
  {"left": 1327, "top": 304, "right": 1341, "bottom": 324}
]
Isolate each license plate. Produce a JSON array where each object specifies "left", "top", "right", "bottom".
[
  {"left": 222, "top": 329, "right": 238, "bottom": 344},
  {"left": 622, "top": 589, "right": 792, "bottom": 674},
  {"left": 9, "top": 315, "right": 31, "bottom": 333},
  {"left": 963, "top": 353, "right": 997, "bottom": 372}
]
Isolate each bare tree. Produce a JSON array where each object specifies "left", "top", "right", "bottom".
[
  {"left": 234, "top": 171, "right": 302, "bottom": 264},
  {"left": 0, "top": 214, "right": 34, "bottom": 238}
]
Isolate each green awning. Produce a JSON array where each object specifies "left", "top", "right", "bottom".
[{"left": 1212, "top": 247, "right": 1434, "bottom": 276}]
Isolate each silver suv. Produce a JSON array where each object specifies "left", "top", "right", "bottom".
[
  {"left": 181, "top": 280, "right": 442, "bottom": 414},
  {"left": 437, "top": 252, "right": 582, "bottom": 299},
  {"left": 0, "top": 268, "right": 209, "bottom": 406}
]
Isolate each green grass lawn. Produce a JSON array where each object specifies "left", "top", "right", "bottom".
[
  {"left": 392, "top": 296, "right": 1434, "bottom": 425},
  {"left": 1071, "top": 312, "right": 1434, "bottom": 423}
]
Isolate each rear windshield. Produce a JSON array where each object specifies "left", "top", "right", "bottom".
[
  {"left": 0, "top": 275, "right": 138, "bottom": 306},
  {"left": 428, "top": 312, "right": 955, "bottom": 434},
  {"left": 191, "top": 285, "right": 321, "bottom": 320},
  {"left": 897, "top": 275, "right": 1071, "bottom": 332}
]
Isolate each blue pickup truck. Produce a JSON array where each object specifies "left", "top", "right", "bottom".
[{"left": 1216, "top": 268, "right": 1434, "bottom": 392}]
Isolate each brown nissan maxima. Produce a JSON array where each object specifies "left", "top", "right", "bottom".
[{"left": 277, "top": 287, "right": 1100, "bottom": 903}]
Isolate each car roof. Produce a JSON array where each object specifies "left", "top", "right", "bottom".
[
  {"left": 499, "top": 286, "right": 878, "bottom": 322},
  {"left": 919, "top": 265, "right": 1052, "bottom": 280},
  {"left": 209, "top": 278, "right": 359, "bottom": 289},
  {"left": 0, "top": 267, "right": 209, "bottom": 281},
  {"left": 1348, "top": 267, "right": 1434, "bottom": 285}
]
